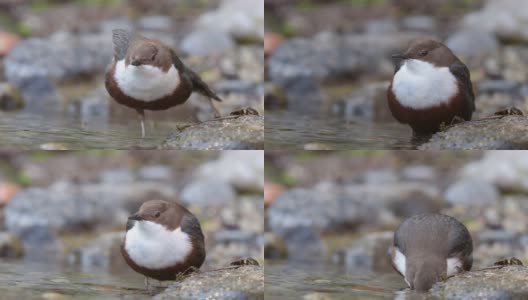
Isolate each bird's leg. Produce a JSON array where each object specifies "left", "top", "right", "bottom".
[
  {"left": 209, "top": 98, "right": 221, "bottom": 119},
  {"left": 136, "top": 108, "right": 146, "bottom": 138},
  {"left": 144, "top": 276, "right": 157, "bottom": 295}
]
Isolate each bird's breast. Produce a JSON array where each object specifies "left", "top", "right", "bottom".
[
  {"left": 124, "top": 222, "right": 192, "bottom": 270},
  {"left": 392, "top": 60, "right": 458, "bottom": 110},
  {"left": 113, "top": 60, "right": 180, "bottom": 102}
]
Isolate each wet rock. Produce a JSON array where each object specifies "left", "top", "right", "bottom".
[
  {"left": 195, "top": 0, "right": 264, "bottom": 42},
  {"left": 478, "top": 230, "right": 517, "bottom": 244},
  {"left": 4, "top": 180, "right": 177, "bottom": 236},
  {"left": 401, "top": 15, "right": 436, "bottom": 32},
  {"left": 446, "top": 30, "right": 499, "bottom": 65},
  {"left": 268, "top": 32, "right": 422, "bottom": 86},
  {"left": 181, "top": 179, "right": 236, "bottom": 206},
  {"left": 154, "top": 266, "right": 264, "bottom": 300},
  {"left": 430, "top": 266, "right": 528, "bottom": 299},
  {"left": 212, "top": 80, "right": 263, "bottom": 116},
  {"left": 137, "top": 15, "right": 173, "bottom": 31},
  {"left": 181, "top": 29, "right": 235, "bottom": 56},
  {"left": 76, "top": 86, "right": 110, "bottom": 127},
  {"left": 332, "top": 81, "right": 392, "bottom": 122},
  {"left": 268, "top": 182, "right": 440, "bottom": 233},
  {"left": 364, "top": 19, "right": 398, "bottom": 34},
  {"left": 221, "top": 46, "right": 264, "bottom": 83},
  {"left": 363, "top": 169, "right": 399, "bottom": 184},
  {"left": 0, "top": 232, "right": 24, "bottom": 258},
  {"left": 458, "top": 151, "right": 528, "bottom": 192},
  {"left": 445, "top": 180, "right": 500, "bottom": 206},
  {"left": 477, "top": 80, "right": 519, "bottom": 95},
  {"left": 99, "top": 18, "right": 134, "bottom": 33},
  {"left": 419, "top": 116, "right": 528, "bottom": 150},
  {"left": 462, "top": 0, "right": 528, "bottom": 43},
  {"left": 207, "top": 241, "right": 263, "bottom": 268},
  {"left": 68, "top": 232, "right": 127, "bottom": 272},
  {"left": 194, "top": 150, "right": 264, "bottom": 192},
  {"left": 275, "top": 226, "right": 326, "bottom": 261},
  {"left": 264, "top": 232, "right": 288, "bottom": 259},
  {"left": 332, "top": 231, "right": 393, "bottom": 273},
  {"left": 4, "top": 32, "right": 111, "bottom": 111},
  {"left": 161, "top": 116, "right": 264, "bottom": 150},
  {"left": 138, "top": 165, "right": 172, "bottom": 181},
  {"left": 264, "top": 82, "right": 287, "bottom": 110},
  {"left": 99, "top": 168, "right": 135, "bottom": 184},
  {"left": 221, "top": 197, "right": 264, "bottom": 233},
  {"left": 402, "top": 165, "right": 436, "bottom": 181},
  {"left": 0, "top": 82, "right": 24, "bottom": 111}
]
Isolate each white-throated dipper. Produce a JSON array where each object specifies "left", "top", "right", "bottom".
[
  {"left": 105, "top": 29, "right": 222, "bottom": 138},
  {"left": 121, "top": 200, "right": 205, "bottom": 289},
  {"left": 387, "top": 38, "right": 475, "bottom": 134},
  {"left": 388, "top": 213, "right": 473, "bottom": 292}
]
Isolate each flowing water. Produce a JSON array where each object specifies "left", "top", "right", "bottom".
[
  {"left": 0, "top": 260, "right": 148, "bottom": 300},
  {"left": 265, "top": 260, "right": 431, "bottom": 300},
  {"left": 265, "top": 110, "right": 419, "bottom": 150},
  {"left": 0, "top": 111, "right": 177, "bottom": 149}
]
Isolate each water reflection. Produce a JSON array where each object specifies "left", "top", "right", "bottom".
[
  {"left": 0, "top": 260, "right": 147, "bottom": 300},
  {"left": 265, "top": 260, "right": 434, "bottom": 300},
  {"left": 0, "top": 111, "right": 173, "bottom": 149},
  {"left": 265, "top": 110, "right": 417, "bottom": 150}
]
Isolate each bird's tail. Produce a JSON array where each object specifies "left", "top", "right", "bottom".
[{"left": 188, "top": 69, "right": 222, "bottom": 102}]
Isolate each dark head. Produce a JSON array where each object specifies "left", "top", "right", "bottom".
[
  {"left": 392, "top": 38, "right": 459, "bottom": 67},
  {"left": 112, "top": 29, "right": 173, "bottom": 72},
  {"left": 407, "top": 255, "right": 446, "bottom": 292},
  {"left": 126, "top": 40, "right": 173, "bottom": 72},
  {"left": 128, "top": 200, "right": 190, "bottom": 230}
]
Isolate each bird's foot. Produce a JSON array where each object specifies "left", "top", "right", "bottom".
[
  {"left": 230, "top": 107, "right": 260, "bottom": 116},
  {"left": 450, "top": 115, "right": 466, "bottom": 125},
  {"left": 494, "top": 257, "right": 524, "bottom": 266},
  {"left": 494, "top": 107, "right": 524, "bottom": 116}
]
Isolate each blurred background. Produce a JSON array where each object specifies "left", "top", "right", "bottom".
[
  {"left": 264, "top": 0, "right": 528, "bottom": 150},
  {"left": 265, "top": 151, "right": 528, "bottom": 299},
  {"left": 0, "top": 0, "right": 264, "bottom": 149},
  {"left": 0, "top": 150, "right": 264, "bottom": 299}
]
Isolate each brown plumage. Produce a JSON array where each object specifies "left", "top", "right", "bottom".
[
  {"left": 387, "top": 38, "right": 475, "bottom": 135},
  {"left": 105, "top": 29, "right": 222, "bottom": 137},
  {"left": 121, "top": 200, "right": 205, "bottom": 282}
]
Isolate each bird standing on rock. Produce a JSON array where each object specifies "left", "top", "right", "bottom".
[
  {"left": 105, "top": 29, "right": 222, "bottom": 138},
  {"left": 121, "top": 200, "right": 206, "bottom": 291},
  {"left": 388, "top": 213, "right": 473, "bottom": 292},
  {"left": 387, "top": 38, "right": 475, "bottom": 135}
]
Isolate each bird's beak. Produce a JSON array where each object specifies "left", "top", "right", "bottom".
[
  {"left": 128, "top": 213, "right": 143, "bottom": 221},
  {"left": 131, "top": 59, "right": 142, "bottom": 66},
  {"left": 391, "top": 53, "right": 409, "bottom": 61}
]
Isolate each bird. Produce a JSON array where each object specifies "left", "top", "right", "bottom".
[
  {"left": 388, "top": 213, "right": 473, "bottom": 292},
  {"left": 121, "top": 200, "right": 205, "bottom": 290},
  {"left": 387, "top": 38, "right": 475, "bottom": 135},
  {"left": 105, "top": 29, "right": 222, "bottom": 138}
]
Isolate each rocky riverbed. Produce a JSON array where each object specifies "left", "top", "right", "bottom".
[
  {"left": 0, "top": 151, "right": 264, "bottom": 299},
  {"left": 0, "top": 0, "right": 264, "bottom": 149},
  {"left": 265, "top": 151, "right": 528, "bottom": 299},
  {"left": 265, "top": 0, "right": 528, "bottom": 149}
]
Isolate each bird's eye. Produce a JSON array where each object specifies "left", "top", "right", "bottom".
[
  {"left": 155, "top": 212, "right": 161, "bottom": 218},
  {"left": 420, "top": 50, "right": 428, "bottom": 56}
]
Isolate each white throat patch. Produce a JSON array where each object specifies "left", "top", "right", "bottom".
[
  {"left": 392, "top": 248, "right": 410, "bottom": 286},
  {"left": 447, "top": 257, "right": 464, "bottom": 276},
  {"left": 125, "top": 220, "right": 192, "bottom": 269},
  {"left": 114, "top": 59, "right": 180, "bottom": 102},
  {"left": 392, "top": 59, "right": 458, "bottom": 110}
]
